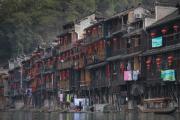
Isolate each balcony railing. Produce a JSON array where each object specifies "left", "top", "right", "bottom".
[
  {"left": 57, "top": 61, "right": 73, "bottom": 70},
  {"left": 59, "top": 80, "right": 69, "bottom": 90},
  {"left": 36, "top": 85, "right": 46, "bottom": 91},
  {"left": 44, "top": 66, "right": 54, "bottom": 73},
  {"left": 145, "top": 70, "right": 161, "bottom": 81},
  {"left": 97, "top": 79, "right": 109, "bottom": 88},
  {"left": 23, "top": 64, "right": 31, "bottom": 69},
  {"left": 80, "top": 81, "right": 90, "bottom": 88},
  {"left": 109, "top": 48, "right": 127, "bottom": 57},
  {"left": 59, "top": 44, "right": 72, "bottom": 53},
  {"left": 43, "top": 52, "right": 53, "bottom": 59},
  {"left": 45, "top": 83, "right": 55, "bottom": 89},
  {"left": 163, "top": 32, "right": 180, "bottom": 46},
  {"left": 127, "top": 46, "right": 143, "bottom": 54},
  {"left": 149, "top": 32, "right": 180, "bottom": 49},
  {"left": 84, "top": 34, "right": 103, "bottom": 45},
  {"left": 23, "top": 76, "right": 31, "bottom": 82},
  {"left": 90, "top": 77, "right": 109, "bottom": 88},
  {"left": 86, "top": 54, "right": 105, "bottom": 65},
  {"left": 74, "top": 59, "right": 85, "bottom": 69},
  {"left": 107, "top": 24, "right": 127, "bottom": 37}
]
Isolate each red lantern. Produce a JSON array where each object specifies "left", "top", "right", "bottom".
[
  {"left": 161, "top": 28, "right": 167, "bottom": 35},
  {"left": 173, "top": 25, "right": 179, "bottom": 32},
  {"left": 146, "top": 59, "right": 151, "bottom": 70},
  {"left": 156, "top": 57, "right": 161, "bottom": 69},
  {"left": 150, "top": 32, "right": 156, "bottom": 37},
  {"left": 120, "top": 63, "right": 125, "bottom": 72},
  {"left": 168, "top": 55, "right": 174, "bottom": 66}
]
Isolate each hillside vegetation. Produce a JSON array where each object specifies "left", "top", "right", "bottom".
[{"left": 0, "top": 0, "right": 178, "bottom": 64}]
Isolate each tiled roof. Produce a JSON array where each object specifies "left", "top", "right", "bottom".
[{"left": 147, "top": 10, "right": 180, "bottom": 29}]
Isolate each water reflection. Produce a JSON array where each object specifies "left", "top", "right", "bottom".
[{"left": 0, "top": 111, "right": 179, "bottom": 120}]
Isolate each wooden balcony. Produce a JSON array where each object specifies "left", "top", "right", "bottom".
[
  {"left": 36, "top": 85, "right": 46, "bottom": 91},
  {"left": 44, "top": 65, "right": 54, "bottom": 74},
  {"left": 86, "top": 55, "right": 105, "bottom": 65},
  {"left": 45, "top": 83, "right": 56, "bottom": 90},
  {"left": 148, "top": 32, "right": 180, "bottom": 50},
  {"left": 93, "top": 79, "right": 110, "bottom": 88},
  {"left": 163, "top": 32, "right": 180, "bottom": 46},
  {"left": 110, "top": 75, "right": 125, "bottom": 86},
  {"left": 23, "top": 76, "right": 31, "bottom": 82},
  {"left": 80, "top": 80, "right": 91, "bottom": 88},
  {"left": 127, "top": 46, "right": 143, "bottom": 54},
  {"left": 108, "top": 48, "right": 127, "bottom": 57},
  {"left": 83, "top": 34, "right": 103, "bottom": 45},
  {"left": 106, "top": 24, "right": 127, "bottom": 37},
  {"left": 59, "top": 44, "right": 73, "bottom": 53},
  {"left": 59, "top": 80, "right": 69, "bottom": 91},
  {"left": 23, "top": 64, "right": 31, "bottom": 69},
  {"left": 145, "top": 69, "right": 162, "bottom": 82},
  {"left": 43, "top": 53, "right": 53, "bottom": 59},
  {"left": 9, "top": 89, "right": 20, "bottom": 96},
  {"left": 57, "top": 61, "right": 73, "bottom": 70},
  {"left": 74, "top": 58, "right": 85, "bottom": 69}
]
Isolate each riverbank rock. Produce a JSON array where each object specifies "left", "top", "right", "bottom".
[
  {"left": 93, "top": 104, "right": 115, "bottom": 112},
  {"left": 15, "top": 101, "right": 24, "bottom": 110}
]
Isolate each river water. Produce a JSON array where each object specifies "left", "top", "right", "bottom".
[{"left": 0, "top": 111, "right": 180, "bottom": 120}]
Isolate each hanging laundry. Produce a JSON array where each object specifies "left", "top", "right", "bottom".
[
  {"left": 124, "top": 71, "right": 132, "bottom": 81},
  {"left": 133, "top": 70, "right": 139, "bottom": 80},
  {"left": 59, "top": 94, "right": 63, "bottom": 102},
  {"left": 66, "top": 94, "right": 71, "bottom": 102},
  {"left": 127, "top": 62, "right": 131, "bottom": 71}
]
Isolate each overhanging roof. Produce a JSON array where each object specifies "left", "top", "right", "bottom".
[
  {"left": 141, "top": 43, "right": 180, "bottom": 56},
  {"left": 86, "top": 61, "right": 107, "bottom": 69},
  {"left": 107, "top": 51, "right": 142, "bottom": 61}
]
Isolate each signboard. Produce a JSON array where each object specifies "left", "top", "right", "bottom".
[
  {"left": 161, "top": 69, "right": 176, "bottom": 81},
  {"left": 152, "top": 36, "right": 163, "bottom": 48}
]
